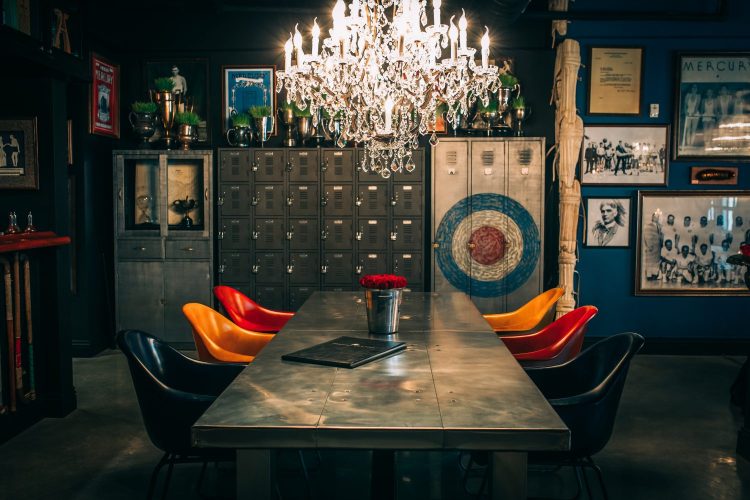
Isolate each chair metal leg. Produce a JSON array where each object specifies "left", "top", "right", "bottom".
[
  {"left": 161, "top": 454, "right": 176, "bottom": 500},
  {"left": 147, "top": 453, "right": 170, "bottom": 500},
  {"left": 579, "top": 465, "right": 593, "bottom": 500},
  {"left": 586, "top": 458, "right": 609, "bottom": 500}
]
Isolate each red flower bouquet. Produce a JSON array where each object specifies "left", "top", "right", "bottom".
[{"left": 359, "top": 274, "right": 407, "bottom": 289}]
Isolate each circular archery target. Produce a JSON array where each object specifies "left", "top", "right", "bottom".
[{"left": 435, "top": 193, "right": 540, "bottom": 297}]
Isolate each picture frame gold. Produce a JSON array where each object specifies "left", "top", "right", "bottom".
[
  {"left": 0, "top": 117, "right": 39, "bottom": 191},
  {"left": 587, "top": 46, "right": 643, "bottom": 116}
]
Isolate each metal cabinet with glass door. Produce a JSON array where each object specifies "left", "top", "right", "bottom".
[{"left": 113, "top": 150, "right": 213, "bottom": 345}]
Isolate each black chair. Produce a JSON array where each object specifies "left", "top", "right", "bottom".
[
  {"left": 524, "top": 331, "right": 645, "bottom": 499},
  {"left": 117, "top": 329, "right": 244, "bottom": 500}
]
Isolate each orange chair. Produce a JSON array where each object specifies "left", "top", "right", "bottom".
[
  {"left": 182, "top": 303, "right": 275, "bottom": 363},
  {"left": 483, "top": 288, "right": 565, "bottom": 335},
  {"left": 500, "top": 305, "right": 598, "bottom": 367},
  {"left": 213, "top": 285, "right": 294, "bottom": 333}
]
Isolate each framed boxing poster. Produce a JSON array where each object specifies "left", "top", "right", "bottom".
[
  {"left": 90, "top": 53, "right": 120, "bottom": 138},
  {"left": 636, "top": 190, "right": 750, "bottom": 296}
]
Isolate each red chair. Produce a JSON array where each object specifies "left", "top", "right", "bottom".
[
  {"left": 213, "top": 285, "right": 294, "bottom": 333},
  {"left": 500, "top": 306, "right": 598, "bottom": 367}
]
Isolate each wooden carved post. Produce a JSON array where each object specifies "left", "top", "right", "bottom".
[{"left": 552, "top": 39, "right": 583, "bottom": 318}]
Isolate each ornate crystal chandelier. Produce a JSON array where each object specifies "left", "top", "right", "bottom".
[{"left": 277, "top": 0, "right": 502, "bottom": 178}]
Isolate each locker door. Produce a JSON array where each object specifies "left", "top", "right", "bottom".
[
  {"left": 219, "top": 184, "right": 251, "bottom": 216},
  {"left": 392, "top": 184, "right": 422, "bottom": 217},
  {"left": 289, "top": 286, "right": 316, "bottom": 311},
  {"left": 323, "top": 252, "right": 353, "bottom": 284},
  {"left": 288, "top": 149, "right": 319, "bottom": 182},
  {"left": 219, "top": 150, "right": 250, "bottom": 182},
  {"left": 219, "top": 218, "right": 251, "bottom": 250},
  {"left": 357, "top": 252, "right": 388, "bottom": 278},
  {"left": 323, "top": 219, "right": 353, "bottom": 250},
  {"left": 393, "top": 219, "right": 422, "bottom": 250},
  {"left": 357, "top": 219, "right": 388, "bottom": 250},
  {"left": 289, "top": 184, "right": 319, "bottom": 216},
  {"left": 219, "top": 252, "right": 251, "bottom": 282},
  {"left": 256, "top": 285, "right": 285, "bottom": 311},
  {"left": 393, "top": 252, "right": 422, "bottom": 285},
  {"left": 323, "top": 150, "right": 355, "bottom": 182},
  {"left": 323, "top": 184, "right": 353, "bottom": 216},
  {"left": 432, "top": 140, "right": 470, "bottom": 294},
  {"left": 253, "top": 149, "right": 285, "bottom": 181},
  {"left": 356, "top": 184, "right": 388, "bottom": 216},
  {"left": 254, "top": 184, "right": 285, "bottom": 216},
  {"left": 289, "top": 218, "right": 319, "bottom": 250},
  {"left": 289, "top": 252, "right": 319, "bottom": 284},
  {"left": 255, "top": 252, "right": 285, "bottom": 283},
  {"left": 255, "top": 218, "right": 285, "bottom": 250}
]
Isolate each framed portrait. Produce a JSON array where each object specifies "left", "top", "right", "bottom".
[
  {"left": 580, "top": 124, "right": 669, "bottom": 186},
  {"left": 222, "top": 65, "right": 276, "bottom": 135},
  {"left": 144, "top": 59, "right": 210, "bottom": 143},
  {"left": 674, "top": 52, "right": 750, "bottom": 160},
  {"left": 90, "top": 53, "right": 120, "bottom": 138},
  {"left": 636, "top": 190, "right": 750, "bottom": 296},
  {"left": 0, "top": 118, "right": 38, "bottom": 190},
  {"left": 587, "top": 46, "right": 643, "bottom": 115},
  {"left": 584, "top": 197, "right": 631, "bottom": 248}
]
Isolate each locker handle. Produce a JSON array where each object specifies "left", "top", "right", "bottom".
[
  {"left": 134, "top": 246, "right": 147, "bottom": 251},
  {"left": 321, "top": 230, "right": 328, "bottom": 240},
  {"left": 355, "top": 195, "right": 363, "bottom": 207},
  {"left": 252, "top": 265, "right": 260, "bottom": 274},
  {"left": 321, "top": 159, "right": 329, "bottom": 172},
  {"left": 355, "top": 231, "right": 363, "bottom": 241},
  {"left": 251, "top": 160, "right": 259, "bottom": 172},
  {"left": 355, "top": 265, "right": 363, "bottom": 275},
  {"left": 251, "top": 194, "right": 259, "bottom": 206},
  {"left": 321, "top": 265, "right": 328, "bottom": 274},
  {"left": 218, "top": 192, "right": 225, "bottom": 206},
  {"left": 286, "top": 195, "right": 294, "bottom": 206},
  {"left": 252, "top": 231, "right": 259, "bottom": 240},
  {"left": 182, "top": 247, "right": 194, "bottom": 252},
  {"left": 390, "top": 196, "right": 398, "bottom": 207},
  {"left": 390, "top": 232, "right": 398, "bottom": 241},
  {"left": 321, "top": 195, "right": 328, "bottom": 207},
  {"left": 118, "top": 189, "right": 123, "bottom": 200},
  {"left": 286, "top": 160, "right": 294, "bottom": 172},
  {"left": 204, "top": 188, "right": 209, "bottom": 200},
  {"left": 287, "top": 265, "right": 294, "bottom": 274},
  {"left": 160, "top": 298, "right": 166, "bottom": 305}
]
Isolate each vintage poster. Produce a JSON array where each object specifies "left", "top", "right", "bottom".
[
  {"left": 588, "top": 47, "right": 643, "bottom": 115},
  {"left": 90, "top": 54, "right": 120, "bottom": 138}
]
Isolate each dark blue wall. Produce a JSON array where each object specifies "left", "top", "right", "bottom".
[{"left": 569, "top": 0, "right": 750, "bottom": 339}]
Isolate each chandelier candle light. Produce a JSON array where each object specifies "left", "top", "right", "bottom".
[{"left": 278, "top": 0, "right": 504, "bottom": 178}]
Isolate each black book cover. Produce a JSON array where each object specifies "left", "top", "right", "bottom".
[{"left": 281, "top": 336, "right": 406, "bottom": 368}]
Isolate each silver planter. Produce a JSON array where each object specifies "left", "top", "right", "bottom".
[
  {"left": 297, "top": 116, "right": 313, "bottom": 144},
  {"left": 177, "top": 123, "right": 197, "bottom": 150},
  {"left": 226, "top": 125, "right": 253, "bottom": 147},
  {"left": 253, "top": 116, "right": 275, "bottom": 146},
  {"left": 364, "top": 288, "right": 403, "bottom": 335},
  {"left": 128, "top": 111, "right": 156, "bottom": 147}
]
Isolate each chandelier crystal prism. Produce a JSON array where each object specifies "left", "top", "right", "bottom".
[{"left": 277, "top": 0, "right": 504, "bottom": 178}]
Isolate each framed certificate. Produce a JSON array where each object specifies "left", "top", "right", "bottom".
[{"left": 587, "top": 47, "right": 643, "bottom": 115}]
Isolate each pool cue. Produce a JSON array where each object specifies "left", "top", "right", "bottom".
[
  {"left": 23, "top": 256, "right": 35, "bottom": 400},
  {"left": 12, "top": 253, "right": 23, "bottom": 401},
  {"left": 1, "top": 256, "right": 14, "bottom": 412}
]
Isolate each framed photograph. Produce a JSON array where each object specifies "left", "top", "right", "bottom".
[
  {"left": 584, "top": 197, "right": 631, "bottom": 248},
  {"left": 674, "top": 52, "right": 750, "bottom": 160},
  {"left": 580, "top": 124, "right": 669, "bottom": 186},
  {"left": 587, "top": 47, "right": 643, "bottom": 115},
  {"left": 690, "top": 166, "right": 738, "bottom": 185},
  {"left": 636, "top": 190, "right": 750, "bottom": 295},
  {"left": 144, "top": 59, "right": 210, "bottom": 143},
  {"left": 90, "top": 53, "right": 120, "bottom": 138},
  {"left": 222, "top": 65, "right": 276, "bottom": 134},
  {"left": 0, "top": 118, "right": 39, "bottom": 190}
]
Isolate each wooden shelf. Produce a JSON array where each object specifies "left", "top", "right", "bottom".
[{"left": 0, "top": 26, "right": 88, "bottom": 81}]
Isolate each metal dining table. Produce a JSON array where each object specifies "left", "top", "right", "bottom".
[{"left": 192, "top": 291, "right": 569, "bottom": 499}]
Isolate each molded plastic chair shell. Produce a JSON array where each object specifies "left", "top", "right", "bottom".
[
  {"left": 483, "top": 288, "right": 565, "bottom": 335},
  {"left": 182, "top": 302, "right": 275, "bottom": 363},
  {"left": 500, "top": 305, "right": 598, "bottom": 367},
  {"left": 525, "top": 331, "right": 645, "bottom": 460},
  {"left": 214, "top": 285, "right": 294, "bottom": 333}
]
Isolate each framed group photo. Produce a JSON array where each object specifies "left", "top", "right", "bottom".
[
  {"left": 580, "top": 124, "right": 669, "bottom": 186},
  {"left": 0, "top": 118, "right": 39, "bottom": 190},
  {"left": 144, "top": 58, "right": 210, "bottom": 143},
  {"left": 90, "top": 53, "right": 120, "bottom": 138},
  {"left": 674, "top": 52, "right": 750, "bottom": 160},
  {"left": 584, "top": 197, "right": 631, "bottom": 248},
  {"left": 587, "top": 46, "right": 643, "bottom": 115},
  {"left": 636, "top": 190, "right": 750, "bottom": 295},
  {"left": 221, "top": 65, "right": 276, "bottom": 134}
]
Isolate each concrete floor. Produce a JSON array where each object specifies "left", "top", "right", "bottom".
[{"left": 1, "top": 352, "right": 749, "bottom": 499}]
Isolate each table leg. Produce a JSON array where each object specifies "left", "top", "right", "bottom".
[
  {"left": 237, "top": 449, "right": 272, "bottom": 499},
  {"left": 371, "top": 450, "right": 396, "bottom": 500},
  {"left": 490, "top": 452, "right": 527, "bottom": 500}
]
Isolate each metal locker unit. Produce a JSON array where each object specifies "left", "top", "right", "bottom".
[
  {"left": 323, "top": 219, "right": 353, "bottom": 250},
  {"left": 254, "top": 184, "right": 286, "bottom": 216},
  {"left": 323, "top": 252, "right": 354, "bottom": 284},
  {"left": 219, "top": 150, "right": 250, "bottom": 182},
  {"left": 220, "top": 252, "right": 252, "bottom": 283},
  {"left": 323, "top": 150, "right": 355, "bottom": 182},
  {"left": 255, "top": 218, "right": 285, "bottom": 250},
  {"left": 392, "top": 219, "right": 422, "bottom": 250},
  {"left": 219, "top": 184, "right": 251, "bottom": 216},
  {"left": 393, "top": 252, "right": 422, "bottom": 286},
  {"left": 219, "top": 218, "right": 251, "bottom": 251},
  {"left": 289, "top": 218, "right": 319, "bottom": 250},
  {"left": 357, "top": 252, "right": 388, "bottom": 278},
  {"left": 256, "top": 285, "right": 285, "bottom": 312},
  {"left": 357, "top": 183, "right": 389, "bottom": 216},
  {"left": 357, "top": 218, "right": 388, "bottom": 251},
  {"left": 288, "top": 150, "right": 319, "bottom": 182},
  {"left": 289, "top": 184, "right": 318, "bottom": 215},
  {"left": 289, "top": 286, "right": 317, "bottom": 310},
  {"left": 289, "top": 252, "right": 320, "bottom": 285},
  {"left": 255, "top": 252, "right": 285, "bottom": 284},
  {"left": 392, "top": 184, "right": 422, "bottom": 217},
  {"left": 431, "top": 137, "right": 545, "bottom": 314},
  {"left": 253, "top": 149, "right": 286, "bottom": 181},
  {"left": 323, "top": 184, "right": 354, "bottom": 216}
]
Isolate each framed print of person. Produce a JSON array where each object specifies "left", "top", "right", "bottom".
[
  {"left": 584, "top": 197, "right": 630, "bottom": 248},
  {"left": 580, "top": 124, "right": 669, "bottom": 186},
  {"left": 221, "top": 65, "right": 276, "bottom": 135},
  {"left": 90, "top": 53, "right": 119, "bottom": 138},
  {"left": 675, "top": 53, "right": 750, "bottom": 159},
  {"left": 0, "top": 118, "right": 38, "bottom": 190},
  {"left": 144, "top": 59, "right": 210, "bottom": 143},
  {"left": 636, "top": 190, "right": 750, "bottom": 295}
]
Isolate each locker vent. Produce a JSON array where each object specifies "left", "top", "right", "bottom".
[
  {"left": 447, "top": 151, "right": 458, "bottom": 165},
  {"left": 230, "top": 154, "right": 240, "bottom": 176},
  {"left": 299, "top": 189, "right": 309, "bottom": 209},
  {"left": 265, "top": 188, "right": 274, "bottom": 210},
  {"left": 481, "top": 150, "right": 495, "bottom": 166},
  {"left": 264, "top": 154, "right": 274, "bottom": 176},
  {"left": 517, "top": 148, "right": 533, "bottom": 165},
  {"left": 230, "top": 188, "right": 240, "bottom": 209},
  {"left": 230, "top": 220, "right": 241, "bottom": 243},
  {"left": 334, "top": 154, "right": 344, "bottom": 175}
]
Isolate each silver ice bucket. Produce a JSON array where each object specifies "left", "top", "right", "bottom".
[{"left": 364, "top": 288, "right": 403, "bottom": 335}]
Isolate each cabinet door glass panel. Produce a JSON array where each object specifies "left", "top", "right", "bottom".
[
  {"left": 167, "top": 159, "right": 206, "bottom": 232},
  {"left": 122, "top": 157, "right": 160, "bottom": 233}
]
